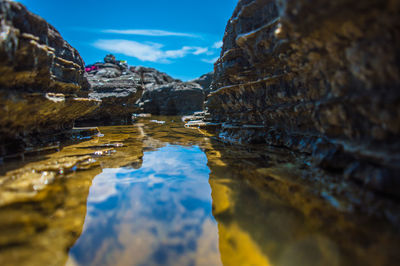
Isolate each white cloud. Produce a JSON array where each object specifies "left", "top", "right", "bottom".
[
  {"left": 93, "top": 39, "right": 209, "bottom": 63},
  {"left": 102, "top": 29, "right": 199, "bottom": 38},
  {"left": 212, "top": 41, "right": 223, "bottom": 49},
  {"left": 201, "top": 57, "right": 219, "bottom": 64},
  {"left": 192, "top": 47, "right": 209, "bottom": 55}
]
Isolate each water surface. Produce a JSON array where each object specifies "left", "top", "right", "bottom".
[
  {"left": 0, "top": 117, "right": 399, "bottom": 266},
  {"left": 69, "top": 145, "right": 220, "bottom": 266}
]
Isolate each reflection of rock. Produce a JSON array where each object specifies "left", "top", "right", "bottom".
[
  {"left": 139, "top": 82, "right": 205, "bottom": 115},
  {"left": 204, "top": 0, "right": 400, "bottom": 197},
  {"left": 0, "top": 148, "right": 101, "bottom": 265},
  {"left": 205, "top": 142, "right": 400, "bottom": 266},
  {"left": 0, "top": 125, "right": 145, "bottom": 265},
  {"left": 0, "top": 0, "right": 99, "bottom": 156}
]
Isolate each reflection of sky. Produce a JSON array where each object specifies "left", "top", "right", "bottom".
[{"left": 69, "top": 145, "right": 221, "bottom": 266}]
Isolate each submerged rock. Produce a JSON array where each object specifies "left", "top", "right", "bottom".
[
  {"left": 0, "top": 0, "right": 99, "bottom": 157},
  {"left": 203, "top": 0, "right": 400, "bottom": 197}
]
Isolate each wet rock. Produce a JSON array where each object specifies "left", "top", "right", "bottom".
[
  {"left": 203, "top": 0, "right": 400, "bottom": 197},
  {"left": 139, "top": 82, "right": 205, "bottom": 115},
  {"left": 0, "top": 124, "right": 145, "bottom": 266},
  {"left": 0, "top": 0, "right": 99, "bottom": 157}
]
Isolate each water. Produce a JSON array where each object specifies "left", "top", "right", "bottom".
[
  {"left": 68, "top": 145, "right": 219, "bottom": 266},
  {"left": 0, "top": 117, "right": 399, "bottom": 266}
]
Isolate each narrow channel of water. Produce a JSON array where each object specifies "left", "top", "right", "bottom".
[
  {"left": 0, "top": 117, "right": 399, "bottom": 266},
  {"left": 68, "top": 145, "right": 220, "bottom": 266}
]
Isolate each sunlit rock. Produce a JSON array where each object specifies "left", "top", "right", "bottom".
[{"left": 0, "top": 0, "right": 100, "bottom": 157}]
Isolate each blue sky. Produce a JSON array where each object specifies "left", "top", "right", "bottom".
[{"left": 16, "top": 0, "right": 237, "bottom": 80}]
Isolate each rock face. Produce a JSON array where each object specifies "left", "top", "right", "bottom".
[
  {"left": 76, "top": 57, "right": 144, "bottom": 125},
  {"left": 136, "top": 67, "right": 205, "bottom": 115},
  {"left": 80, "top": 57, "right": 206, "bottom": 120},
  {"left": 191, "top": 72, "right": 214, "bottom": 96},
  {"left": 0, "top": 0, "right": 88, "bottom": 93},
  {"left": 139, "top": 82, "right": 205, "bottom": 115},
  {"left": 205, "top": 0, "right": 400, "bottom": 196},
  {"left": 0, "top": 0, "right": 99, "bottom": 157}
]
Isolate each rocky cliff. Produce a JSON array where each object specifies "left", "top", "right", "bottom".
[
  {"left": 0, "top": 0, "right": 99, "bottom": 157},
  {"left": 0, "top": 0, "right": 88, "bottom": 93},
  {"left": 131, "top": 66, "right": 205, "bottom": 116},
  {"left": 78, "top": 56, "right": 206, "bottom": 122},
  {"left": 204, "top": 0, "right": 400, "bottom": 197},
  {"left": 191, "top": 72, "right": 214, "bottom": 96},
  {"left": 139, "top": 82, "right": 205, "bottom": 115},
  {"left": 75, "top": 57, "right": 144, "bottom": 125}
]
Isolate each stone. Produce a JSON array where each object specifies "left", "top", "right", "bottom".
[
  {"left": 95, "top": 67, "right": 121, "bottom": 78},
  {"left": 0, "top": 0, "right": 89, "bottom": 93},
  {"left": 139, "top": 82, "right": 205, "bottom": 115},
  {"left": 75, "top": 69, "right": 143, "bottom": 125},
  {"left": 80, "top": 56, "right": 207, "bottom": 121},
  {"left": 191, "top": 72, "right": 214, "bottom": 96},
  {"left": 104, "top": 54, "right": 116, "bottom": 64},
  {"left": 202, "top": 0, "right": 400, "bottom": 197},
  {"left": 0, "top": 0, "right": 99, "bottom": 157}
]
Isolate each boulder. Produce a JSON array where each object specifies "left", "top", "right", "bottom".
[
  {"left": 0, "top": 0, "right": 89, "bottom": 93},
  {"left": 104, "top": 54, "right": 116, "bottom": 64},
  {"left": 80, "top": 58, "right": 205, "bottom": 122},
  {"left": 204, "top": 0, "right": 400, "bottom": 196},
  {"left": 0, "top": 0, "right": 99, "bottom": 157},
  {"left": 76, "top": 57, "right": 152, "bottom": 125},
  {"left": 95, "top": 67, "right": 121, "bottom": 78},
  {"left": 191, "top": 72, "right": 214, "bottom": 96},
  {"left": 139, "top": 82, "right": 205, "bottom": 115},
  {"left": 76, "top": 65, "right": 143, "bottom": 125},
  {"left": 132, "top": 66, "right": 179, "bottom": 86}
]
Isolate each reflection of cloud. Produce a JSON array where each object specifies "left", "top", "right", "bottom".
[
  {"left": 71, "top": 145, "right": 219, "bottom": 265},
  {"left": 194, "top": 218, "right": 222, "bottom": 265},
  {"left": 86, "top": 145, "right": 211, "bottom": 204},
  {"left": 102, "top": 29, "right": 199, "bottom": 38},
  {"left": 87, "top": 169, "right": 122, "bottom": 203},
  {"left": 94, "top": 39, "right": 208, "bottom": 63}
]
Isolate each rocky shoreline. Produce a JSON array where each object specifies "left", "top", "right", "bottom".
[
  {"left": 76, "top": 55, "right": 207, "bottom": 124},
  {"left": 0, "top": 0, "right": 399, "bottom": 222},
  {"left": 0, "top": 0, "right": 208, "bottom": 156},
  {"left": 0, "top": 0, "right": 99, "bottom": 157},
  {"left": 197, "top": 0, "right": 400, "bottom": 198}
]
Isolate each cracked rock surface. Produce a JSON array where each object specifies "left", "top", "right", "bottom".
[{"left": 205, "top": 0, "right": 400, "bottom": 197}]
